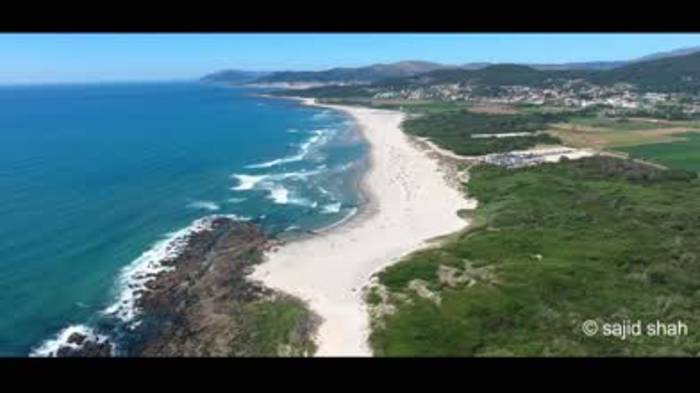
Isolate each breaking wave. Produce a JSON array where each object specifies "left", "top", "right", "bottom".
[
  {"left": 320, "top": 202, "right": 342, "bottom": 214},
  {"left": 29, "top": 325, "right": 112, "bottom": 358},
  {"left": 31, "top": 214, "right": 252, "bottom": 357},
  {"left": 245, "top": 128, "right": 329, "bottom": 169},
  {"left": 186, "top": 201, "right": 220, "bottom": 211},
  {"left": 231, "top": 174, "right": 268, "bottom": 191}
]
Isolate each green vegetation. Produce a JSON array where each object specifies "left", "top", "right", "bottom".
[
  {"left": 370, "top": 156, "right": 700, "bottom": 356},
  {"left": 624, "top": 105, "right": 700, "bottom": 121},
  {"left": 385, "top": 53, "right": 700, "bottom": 93},
  {"left": 548, "top": 114, "right": 700, "bottom": 149},
  {"left": 590, "top": 52, "right": 700, "bottom": 93},
  {"left": 271, "top": 51, "right": 700, "bottom": 102},
  {"left": 365, "top": 287, "right": 383, "bottom": 306},
  {"left": 402, "top": 110, "right": 563, "bottom": 155},
  {"left": 243, "top": 296, "right": 318, "bottom": 356},
  {"left": 515, "top": 103, "right": 589, "bottom": 115},
  {"left": 563, "top": 115, "right": 679, "bottom": 131},
  {"left": 253, "top": 61, "right": 449, "bottom": 84},
  {"left": 378, "top": 64, "right": 593, "bottom": 89},
  {"left": 275, "top": 85, "right": 375, "bottom": 99},
  {"left": 316, "top": 98, "right": 474, "bottom": 114},
  {"left": 621, "top": 132, "right": 700, "bottom": 172}
]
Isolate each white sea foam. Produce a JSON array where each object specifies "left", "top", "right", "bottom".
[
  {"left": 245, "top": 155, "right": 301, "bottom": 169},
  {"left": 267, "top": 186, "right": 315, "bottom": 207},
  {"left": 239, "top": 167, "right": 326, "bottom": 208},
  {"left": 187, "top": 201, "right": 220, "bottom": 211},
  {"left": 321, "top": 202, "right": 342, "bottom": 214},
  {"left": 317, "top": 207, "right": 358, "bottom": 232},
  {"left": 32, "top": 213, "right": 252, "bottom": 356},
  {"left": 312, "top": 110, "right": 332, "bottom": 120},
  {"left": 29, "top": 324, "right": 112, "bottom": 357},
  {"left": 271, "top": 165, "right": 326, "bottom": 181},
  {"left": 268, "top": 185, "right": 290, "bottom": 204},
  {"left": 245, "top": 129, "right": 328, "bottom": 169},
  {"left": 287, "top": 128, "right": 299, "bottom": 133},
  {"left": 101, "top": 216, "right": 219, "bottom": 325},
  {"left": 231, "top": 174, "right": 268, "bottom": 190},
  {"left": 288, "top": 198, "right": 318, "bottom": 208},
  {"left": 227, "top": 197, "right": 246, "bottom": 204},
  {"left": 231, "top": 166, "right": 327, "bottom": 206},
  {"left": 330, "top": 160, "right": 358, "bottom": 174},
  {"left": 100, "top": 214, "right": 248, "bottom": 326}
]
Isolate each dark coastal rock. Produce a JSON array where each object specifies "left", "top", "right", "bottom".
[
  {"left": 50, "top": 216, "right": 317, "bottom": 357},
  {"left": 66, "top": 332, "right": 86, "bottom": 346},
  {"left": 129, "top": 217, "right": 282, "bottom": 356},
  {"left": 55, "top": 333, "right": 113, "bottom": 357}
]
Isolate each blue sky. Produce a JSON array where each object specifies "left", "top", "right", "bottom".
[{"left": 1, "top": 33, "right": 700, "bottom": 84}]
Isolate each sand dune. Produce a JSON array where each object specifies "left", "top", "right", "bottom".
[{"left": 251, "top": 99, "right": 475, "bottom": 356}]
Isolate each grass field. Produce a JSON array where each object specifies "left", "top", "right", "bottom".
[
  {"left": 620, "top": 132, "right": 700, "bottom": 172},
  {"left": 317, "top": 98, "right": 474, "bottom": 114},
  {"left": 547, "top": 114, "right": 700, "bottom": 149},
  {"left": 563, "top": 116, "right": 680, "bottom": 131},
  {"left": 243, "top": 296, "right": 318, "bottom": 356},
  {"left": 401, "top": 110, "right": 563, "bottom": 155},
  {"left": 369, "top": 156, "right": 700, "bottom": 356},
  {"left": 548, "top": 126, "right": 696, "bottom": 149}
]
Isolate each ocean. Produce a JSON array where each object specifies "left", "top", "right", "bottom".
[{"left": 0, "top": 82, "right": 368, "bottom": 356}]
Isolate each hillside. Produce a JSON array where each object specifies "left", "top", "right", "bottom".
[
  {"left": 202, "top": 45, "right": 700, "bottom": 88},
  {"left": 253, "top": 61, "right": 455, "bottom": 84},
  {"left": 369, "top": 156, "right": 700, "bottom": 356},
  {"left": 463, "top": 61, "right": 625, "bottom": 71},
  {"left": 200, "top": 69, "right": 271, "bottom": 84},
  {"left": 589, "top": 51, "right": 700, "bottom": 92},
  {"left": 634, "top": 45, "right": 700, "bottom": 62},
  {"left": 378, "top": 64, "right": 593, "bottom": 88},
  {"left": 276, "top": 50, "right": 700, "bottom": 99},
  {"left": 387, "top": 52, "right": 700, "bottom": 92}
]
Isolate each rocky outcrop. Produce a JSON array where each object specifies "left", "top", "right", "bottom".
[
  {"left": 132, "top": 217, "right": 269, "bottom": 356},
  {"left": 55, "top": 333, "right": 113, "bottom": 357},
  {"left": 130, "top": 217, "right": 316, "bottom": 356},
  {"left": 53, "top": 217, "right": 317, "bottom": 357}
]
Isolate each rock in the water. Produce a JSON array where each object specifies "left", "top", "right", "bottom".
[{"left": 55, "top": 333, "right": 113, "bottom": 357}]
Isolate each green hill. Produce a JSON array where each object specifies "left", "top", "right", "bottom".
[
  {"left": 370, "top": 156, "right": 700, "bottom": 356},
  {"left": 590, "top": 52, "right": 700, "bottom": 93},
  {"left": 296, "top": 51, "right": 700, "bottom": 95},
  {"left": 255, "top": 61, "right": 455, "bottom": 84},
  {"left": 200, "top": 70, "right": 271, "bottom": 85},
  {"left": 379, "top": 64, "right": 593, "bottom": 88}
]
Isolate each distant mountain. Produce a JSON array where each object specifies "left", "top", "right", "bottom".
[
  {"left": 633, "top": 45, "right": 700, "bottom": 62},
  {"left": 459, "top": 46, "right": 700, "bottom": 72},
  {"left": 202, "top": 45, "right": 700, "bottom": 88},
  {"left": 377, "top": 64, "right": 593, "bottom": 88},
  {"left": 200, "top": 70, "right": 271, "bottom": 85},
  {"left": 252, "top": 61, "right": 456, "bottom": 84},
  {"left": 461, "top": 61, "right": 625, "bottom": 71},
  {"left": 308, "top": 50, "right": 700, "bottom": 95},
  {"left": 528, "top": 61, "right": 627, "bottom": 71},
  {"left": 460, "top": 62, "right": 494, "bottom": 70},
  {"left": 589, "top": 51, "right": 700, "bottom": 92}
]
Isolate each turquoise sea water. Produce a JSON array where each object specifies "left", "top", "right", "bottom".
[{"left": 0, "top": 82, "right": 367, "bottom": 356}]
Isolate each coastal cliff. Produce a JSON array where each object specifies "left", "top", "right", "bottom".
[{"left": 55, "top": 217, "right": 319, "bottom": 357}]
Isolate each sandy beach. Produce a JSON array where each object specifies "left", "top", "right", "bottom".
[{"left": 251, "top": 98, "right": 475, "bottom": 356}]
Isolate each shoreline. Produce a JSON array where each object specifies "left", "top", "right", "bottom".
[
  {"left": 300, "top": 98, "right": 380, "bottom": 237},
  {"left": 255, "top": 94, "right": 380, "bottom": 239},
  {"left": 251, "top": 96, "right": 476, "bottom": 356}
]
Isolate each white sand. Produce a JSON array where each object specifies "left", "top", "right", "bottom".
[{"left": 251, "top": 99, "right": 475, "bottom": 356}]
